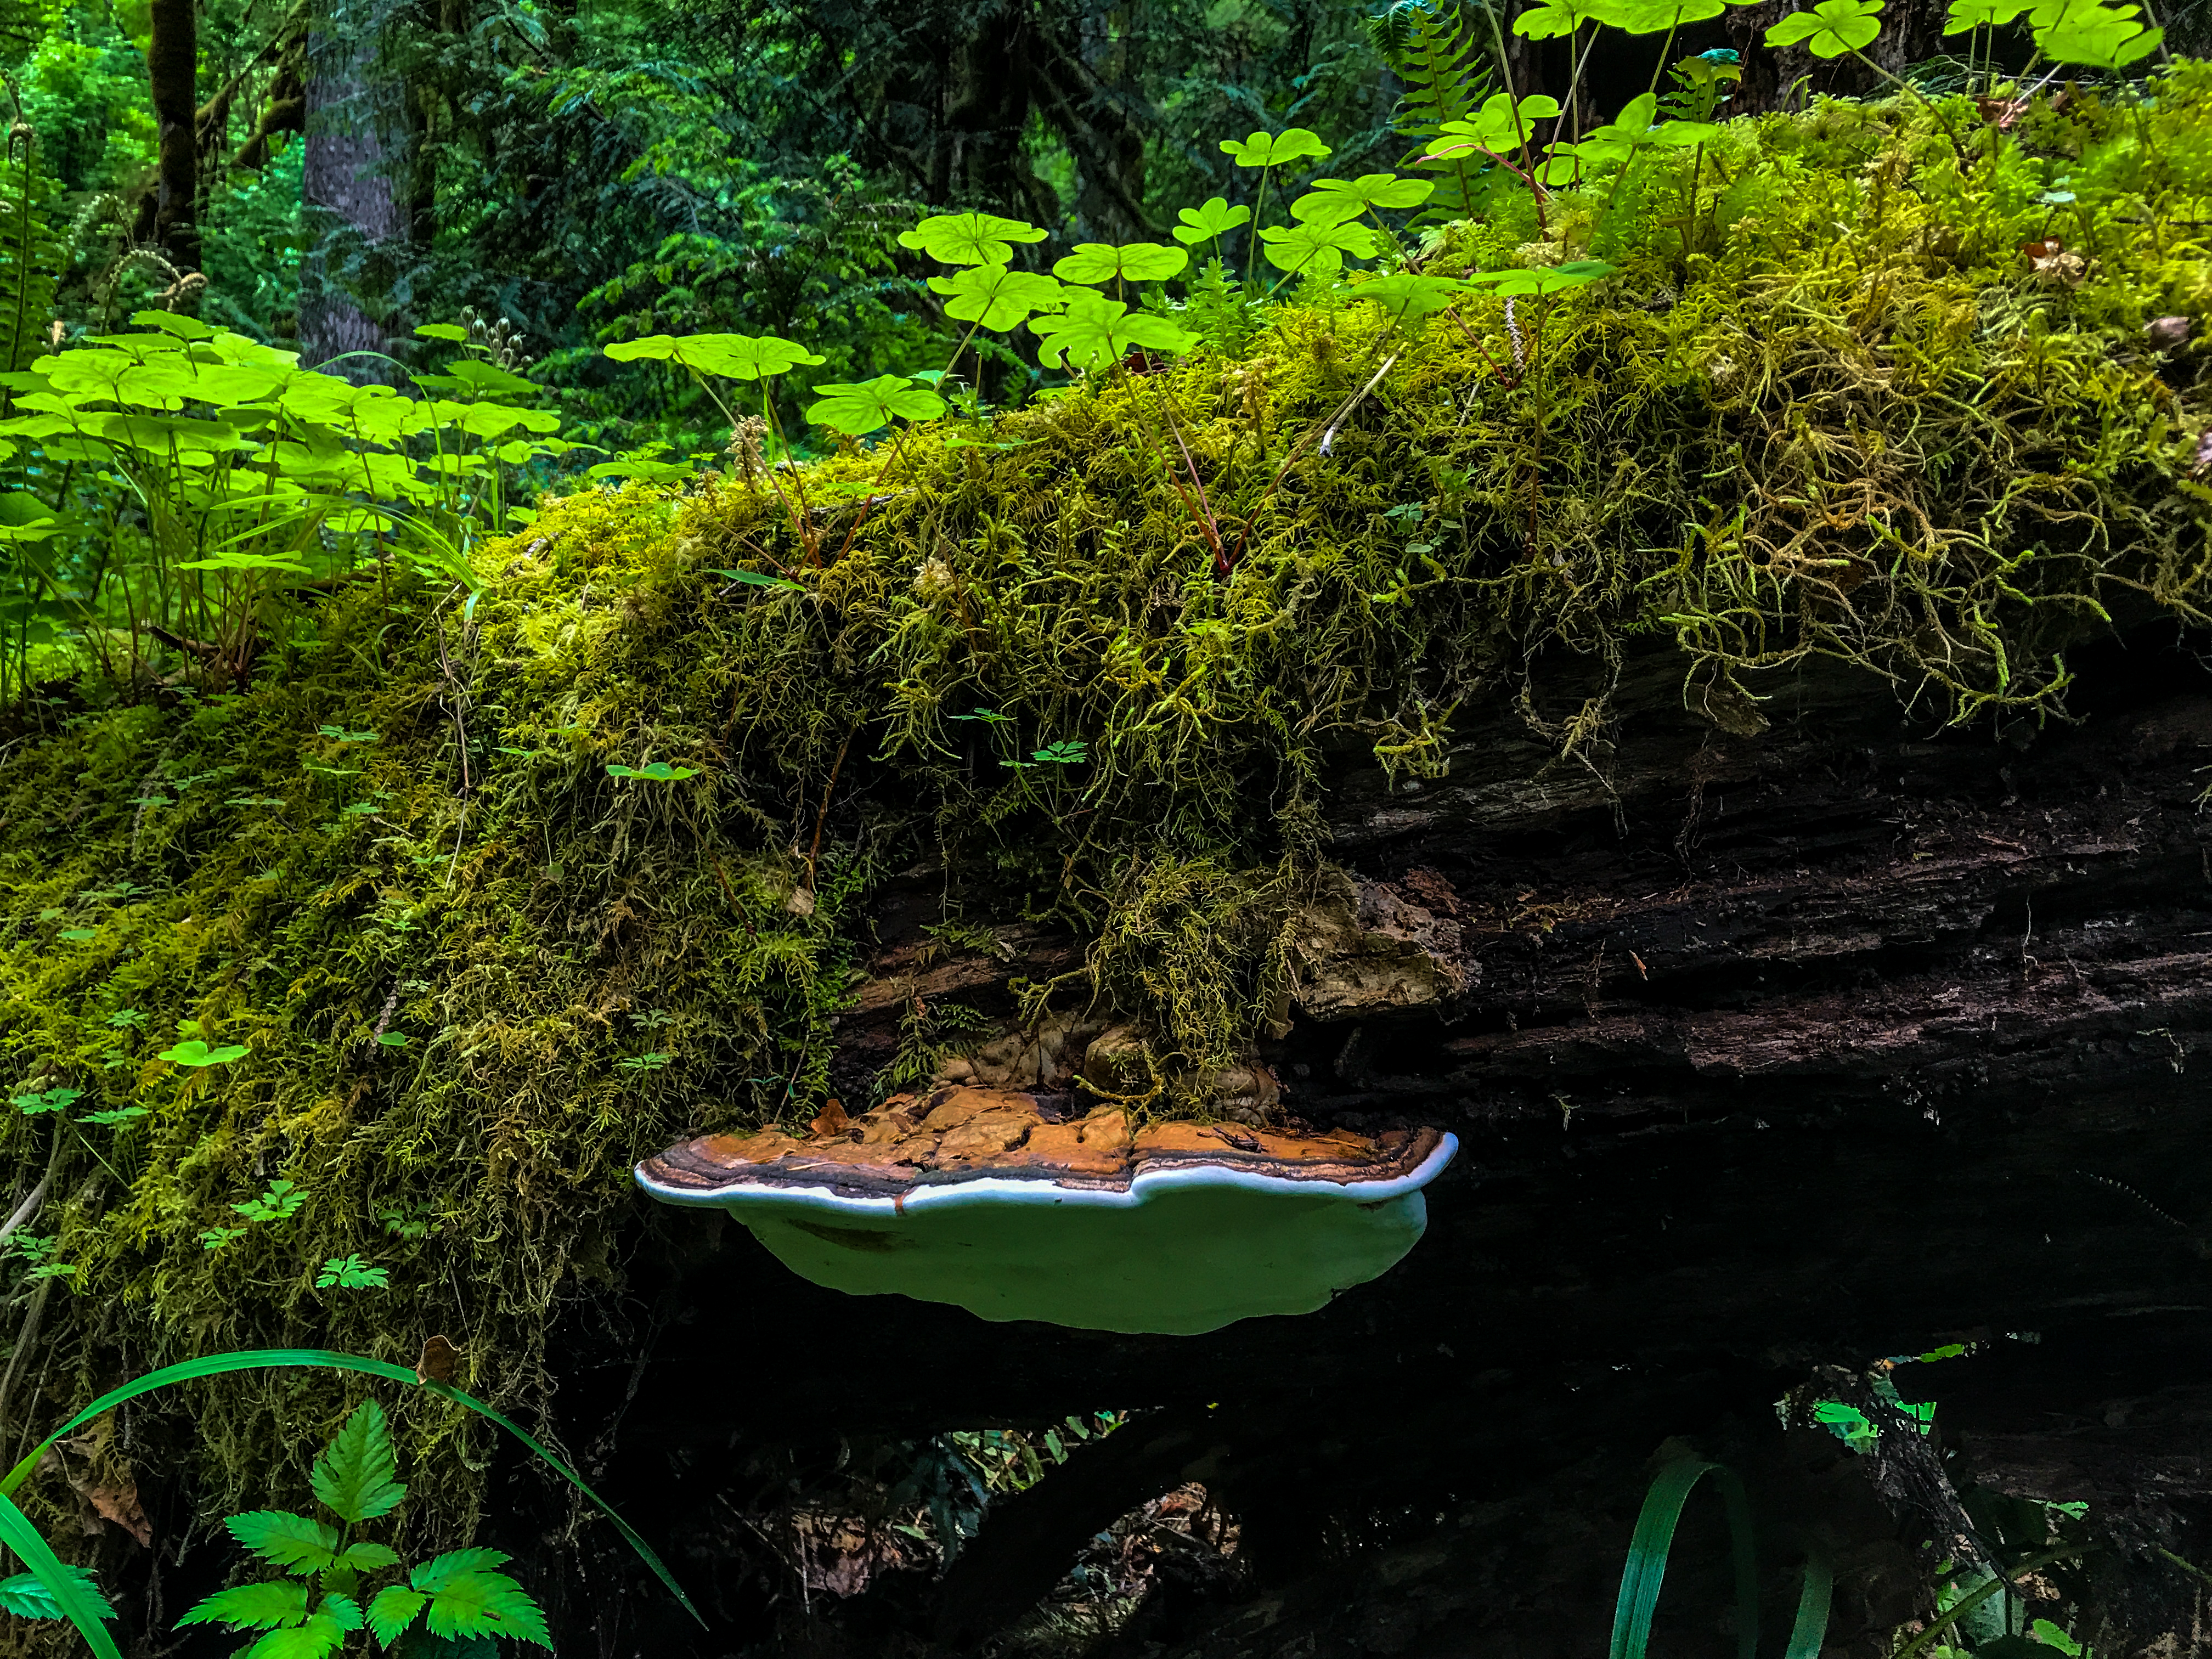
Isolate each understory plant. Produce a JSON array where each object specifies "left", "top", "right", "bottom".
[{"left": 177, "top": 1399, "right": 549, "bottom": 1656}]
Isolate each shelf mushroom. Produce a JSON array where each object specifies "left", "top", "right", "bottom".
[{"left": 635, "top": 1086, "right": 1458, "bottom": 1334}]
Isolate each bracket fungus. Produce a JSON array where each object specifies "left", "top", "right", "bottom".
[{"left": 636, "top": 1087, "right": 1458, "bottom": 1334}]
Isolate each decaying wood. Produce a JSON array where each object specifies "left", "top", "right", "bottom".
[{"left": 555, "top": 627, "right": 2212, "bottom": 1657}]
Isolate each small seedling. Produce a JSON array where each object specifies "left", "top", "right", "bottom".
[
  {"left": 11, "top": 1085, "right": 83, "bottom": 1115},
  {"left": 605, "top": 761, "right": 699, "bottom": 781},
  {"left": 315, "top": 1255, "right": 389, "bottom": 1290},
  {"left": 233, "top": 1178, "right": 306, "bottom": 1223},
  {"left": 160, "top": 1038, "right": 250, "bottom": 1067},
  {"left": 318, "top": 725, "right": 380, "bottom": 743},
  {"left": 374, "top": 1031, "right": 410, "bottom": 1047},
  {"left": 199, "top": 1224, "right": 248, "bottom": 1250},
  {"left": 78, "top": 1107, "right": 148, "bottom": 1126},
  {"left": 617, "top": 1052, "right": 672, "bottom": 1072},
  {"left": 177, "top": 1400, "right": 549, "bottom": 1654}
]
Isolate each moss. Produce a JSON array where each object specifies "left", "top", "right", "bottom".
[{"left": 1, "top": 73, "right": 2209, "bottom": 1564}]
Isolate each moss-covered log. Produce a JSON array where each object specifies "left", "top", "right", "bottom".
[{"left": 3, "top": 74, "right": 2211, "bottom": 1656}]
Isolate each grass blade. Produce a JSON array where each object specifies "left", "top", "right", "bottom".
[
  {"left": 1786, "top": 1547, "right": 1834, "bottom": 1659},
  {"left": 0, "top": 1493, "right": 121, "bottom": 1658},
  {"left": 1607, "top": 1458, "right": 1758, "bottom": 1659},
  {"left": 0, "top": 1348, "right": 702, "bottom": 1627}
]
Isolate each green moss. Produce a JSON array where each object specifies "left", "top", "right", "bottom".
[{"left": 2, "top": 73, "right": 2209, "bottom": 1555}]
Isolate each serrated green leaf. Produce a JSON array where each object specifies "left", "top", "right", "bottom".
[
  {"left": 369, "top": 1584, "right": 431, "bottom": 1645},
  {"left": 0, "top": 1565, "right": 114, "bottom": 1621},
  {"left": 412, "top": 1550, "right": 512, "bottom": 1591},
  {"left": 177, "top": 1578, "right": 313, "bottom": 1628},
  {"left": 421, "top": 1569, "right": 552, "bottom": 1647},
  {"left": 228, "top": 1511, "right": 340, "bottom": 1575},
  {"left": 340, "top": 1541, "right": 402, "bottom": 1573},
  {"left": 0, "top": 1350, "right": 701, "bottom": 1628},
  {"left": 240, "top": 1606, "right": 354, "bottom": 1659},
  {"left": 311, "top": 1401, "right": 406, "bottom": 1523}
]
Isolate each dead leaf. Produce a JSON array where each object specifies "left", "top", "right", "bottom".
[
  {"left": 415, "top": 1334, "right": 462, "bottom": 1386},
  {"left": 86, "top": 1483, "right": 151, "bottom": 1548},
  {"left": 809, "top": 1099, "right": 850, "bottom": 1138}
]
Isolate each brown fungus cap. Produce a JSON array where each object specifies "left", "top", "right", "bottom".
[{"left": 639, "top": 1086, "right": 1447, "bottom": 1203}]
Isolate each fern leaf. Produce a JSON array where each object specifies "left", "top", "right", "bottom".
[
  {"left": 0, "top": 1566, "right": 114, "bottom": 1621},
  {"left": 0, "top": 133, "right": 57, "bottom": 375}
]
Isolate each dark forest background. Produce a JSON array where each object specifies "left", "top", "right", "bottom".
[{"left": 22, "top": 0, "right": 2209, "bottom": 452}]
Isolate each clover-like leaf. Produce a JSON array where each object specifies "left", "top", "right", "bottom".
[
  {"left": 1171, "top": 197, "right": 1252, "bottom": 246},
  {"left": 1299, "top": 174, "right": 1435, "bottom": 218},
  {"left": 600, "top": 333, "right": 825, "bottom": 381},
  {"left": 896, "top": 211, "right": 1048, "bottom": 266},
  {"left": 2033, "top": 0, "right": 2160, "bottom": 63},
  {"left": 1599, "top": 0, "right": 1728, "bottom": 29},
  {"left": 804, "top": 375, "right": 947, "bottom": 437},
  {"left": 1516, "top": 0, "right": 1613, "bottom": 34},
  {"left": 924, "top": 264, "right": 1068, "bottom": 331},
  {"left": 1764, "top": 0, "right": 1884, "bottom": 55},
  {"left": 312, "top": 1401, "right": 406, "bottom": 1523},
  {"left": 159, "top": 1039, "right": 250, "bottom": 1068},
  {"left": 227, "top": 1512, "right": 341, "bottom": 1576},
  {"left": 1424, "top": 93, "right": 1565, "bottom": 160},
  {"left": 1218, "top": 127, "right": 1333, "bottom": 168},
  {"left": 1943, "top": 0, "right": 2032, "bottom": 27},
  {"left": 1462, "top": 259, "right": 1621, "bottom": 296},
  {"left": 1259, "top": 218, "right": 1379, "bottom": 278},
  {"left": 1030, "top": 290, "right": 1198, "bottom": 373},
  {"left": 1351, "top": 273, "right": 1468, "bottom": 324},
  {"left": 1052, "top": 242, "right": 1189, "bottom": 286}
]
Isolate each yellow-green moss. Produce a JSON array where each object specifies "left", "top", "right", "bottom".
[{"left": 2, "top": 72, "right": 2209, "bottom": 1559}]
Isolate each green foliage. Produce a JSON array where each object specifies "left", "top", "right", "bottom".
[
  {"left": 179, "top": 1401, "right": 550, "bottom": 1653},
  {"left": 0, "top": 312, "right": 570, "bottom": 706},
  {"left": 0, "top": 132, "right": 58, "bottom": 375},
  {"left": 805, "top": 375, "right": 948, "bottom": 437},
  {"left": 1765, "top": 0, "right": 1887, "bottom": 56}
]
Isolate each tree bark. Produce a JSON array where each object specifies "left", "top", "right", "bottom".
[
  {"left": 146, "top": 0, "right": 200, "bottom": 269},
  {"left": 300, "top": 0, "right": 410, "bottom": 376}
]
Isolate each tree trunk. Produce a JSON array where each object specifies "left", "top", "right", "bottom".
[
  {"left": 299, "top": 0, "right": 410, "bottom": 376},
  {"left": 145, "top": 0, "right": 200, "bottom": 269}
]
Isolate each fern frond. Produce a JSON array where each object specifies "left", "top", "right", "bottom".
[
  {"left": 0, "top": 131, "right": 59, "bottom": 373},
  {"left": 1371, "top": 0, "right": 1494, "bottom": 143}
]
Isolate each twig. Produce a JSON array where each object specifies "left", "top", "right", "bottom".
[{"left": 804, "top": 727, "right": 857, "bottom": 892}]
